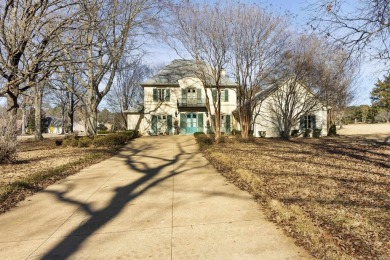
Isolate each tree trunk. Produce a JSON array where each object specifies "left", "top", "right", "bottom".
[
  {"left": 241, "top": 123, "right": 249, "bottom": 139},
  {"left": 214, "top": 91, "right": 221, "bottom": 142},
  {"left": 282, "top": 121, "right": 291, "bottom": 139},
  {"left": 67, "top": 92, "right": 75, "bottom": 133},
  {"left": 85, "top": 99, "right": 98, "bottom": 136},
  {"left": 214, "top": 115, "right": 220, "bottom": 141},
  {"left": 240, "top": 113, "right": 250, "bottom": 139},
  {"left": 240, "top": 104, "right": 253, "bottom": 139},
  {"left": 34, "top": 85, "right": 44, "bottom": 141},
  {"left": 21, "top": 106, "right": 26, "bottom": 135},
  {"left": 61, "top": 106, "right": 66, "bottom": 134},
  {"left": 327, "top": 108, "right": 332, "bottom": 132},
  {"left": 6, "top": 93, "right": 18, "bottom": 141},
  {"left": 121, "top": 111, "right": 128, "bottom": 130}
]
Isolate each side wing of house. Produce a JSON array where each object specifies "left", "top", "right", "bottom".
[{"left": 252, "top": 82, "right": 327, "bottom": 137}]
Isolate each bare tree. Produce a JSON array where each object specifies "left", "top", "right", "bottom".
[
  {"left": 168, "top": 1, "right": 232, "bottom": 141},
  {"left": 106, "top": 57, "right": 151, "bottom": 129},
  {"left": 46, "top": 71, "right": 82, "bottom": 133},
  {"left": 311, "top": 40, "right": 357, "bottom": 129},
  {"left": 283, "top": 35, "right": 357, "bottom": 130},
  {"left": 258, "top": 36, "right": 324, "bottom": 138},
  {"left": 59, "top": 0, "right": 160, "bottom": 136},
  {"left": 0, "top": 0, "right": 79, "bottom": 138},
  {"left": 260, "top": 82, "right": 321, "bottom": 138},
  {"left": 230, "top": 3, "right": 288, "bottom": 139},
  {"left": 309, "top": 0, "right": 390, "bottom": 70},
  {"left": 48, "top": 70, "right": 83, "bottom": 133},
  {"left": 33, "top": 80, "right": 46, "bottom": 140}
]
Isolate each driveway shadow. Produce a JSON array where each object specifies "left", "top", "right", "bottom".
[{"left": 39, "top": 137, "right": 192, "bottom": 259}]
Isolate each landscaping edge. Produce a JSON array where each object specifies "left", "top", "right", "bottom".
[
  {"left": 202, "top": 147, "right": 353, "bottom": 260},
  {"left": 0, "top": 147, "right": 120, "bottom": 214}
]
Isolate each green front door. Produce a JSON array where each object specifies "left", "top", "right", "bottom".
[
  {"left": 180, "top": 113, "right": 204, "bottom": 134},
  {"left": 186, "top": 113, "right": 197, "bottom": 134}
]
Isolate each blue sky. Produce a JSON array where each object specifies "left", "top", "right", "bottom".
[{"left": 144, "top": 0, "right": 384, "bottom": 106}]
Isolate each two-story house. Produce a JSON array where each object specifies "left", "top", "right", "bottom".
[{"left": 126, "top": 59, "right": 239, "bottom": 135}]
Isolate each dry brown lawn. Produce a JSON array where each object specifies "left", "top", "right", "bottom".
[
  {"left": 0, "top": 138, "right": 116, "bottom": 213},
  {"left": 204, "top": 135, "right": 389, "bottom": 259},
  {"left": 338, "top": 123, "right": 390, "bottom": 138},
  {"left": 1, "top": 138, "right": 91, "bottom": 186}
]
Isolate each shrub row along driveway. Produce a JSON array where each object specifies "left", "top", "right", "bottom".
[{"left": 0, "top": 136, "right": 311, "bottom": 259}]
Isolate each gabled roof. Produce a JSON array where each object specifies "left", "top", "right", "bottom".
[
  {"left": 253, "top": 78, "right": 321, "bottom": 103},
  {"left": 233, "top": 79, "right": 323, "bottom": 115},
  {"left": 141, "top": 59, "right": 237, "bottom": 87},
  {"left": 253, "top": 84, "right": 280, "bottom": 102},
  {"left": 46, "top": 117, "right": 62, "bottom": 127}
]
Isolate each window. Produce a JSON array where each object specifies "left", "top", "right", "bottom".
[
  {"left": 300, "top": 115, "right": 316, "bottom": 129},
  {"left": 153, "top": 88, "right": 170, "bottom": 102},
  {"left": 223, "top": 89, "right": 229, "bottom": 102},
  {"left": 187, "top": 88, "right": 196, "bottom": 105},
  {"left": 211, "top": 114, "right": 231, "bottom": 134},
  {"left": 187, "top": 88, "right": 196, "bottom": 95},
  {"left": 151, "top": 114, "right": 173, "bottom": 134},
  {"left": 211, "top": 89, "right": 229, "bottom": 102}
]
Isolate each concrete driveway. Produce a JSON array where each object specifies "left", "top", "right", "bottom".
[{"left": 0, "top": 136, "right": 313, "bottom": 259}]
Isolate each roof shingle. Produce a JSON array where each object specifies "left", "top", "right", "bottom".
[{"left": 141, "top": 59, "right": 237, "bottom": 87}]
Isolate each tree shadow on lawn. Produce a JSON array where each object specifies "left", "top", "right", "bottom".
[
  {"left": 242, "top": 137, "right": 390, "bottom": 210},
  {"left": 297, "top": 136, "right": 390, "bottom": 169},
  {"left": 252, "top": 154, "right": 389, "bottom": 210},
  {"left": 257, "top": 136, "right": 389, "bottom": 177},
  {"left": 259, "top": 150, "right": 389, "bottom": 180}
]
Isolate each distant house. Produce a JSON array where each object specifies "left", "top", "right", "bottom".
[
  {"left": 247, "top": 80, "right": 327, "bottom": 137},
  {"left": 46, "top": 117, "right": 63, "bottom": 134},
  {"left": 126, "top": 59, "right": 239, "bottom": 135}
]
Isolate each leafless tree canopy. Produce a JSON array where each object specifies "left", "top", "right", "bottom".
[
  {"left": 106, "top": 57, "right": 152, "bottom": 129},
  {"left": 57, "top": 0, "right": 161, "bottom": 135},
  {"left": 309, "top": 0, "right": 390, "bottom": 70},
  {"left": 258, "top": 34, "right": 356, "bottom": 137},
  {"left": 0, "top": 0, "right": 79, "bottom": 109},
  {"left": 264, "top": 81, "right": 321, "bottom": 138},
  {"left": 168, "top": 1, "right": 233, "bottom": 140},
  {"left": 230, "top": 3, "right": 288, "bottom": 138},
  {"left": 47, "top": 72, "right": 84, "bottom": 133}
]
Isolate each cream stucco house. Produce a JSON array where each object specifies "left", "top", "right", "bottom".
[{"left": 126, "top": 59, "right": 239, "bottom": 135}]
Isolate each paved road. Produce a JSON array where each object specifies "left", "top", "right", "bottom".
[{"left": 0, "top": 136, "right": 313, "bottom": 259}]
